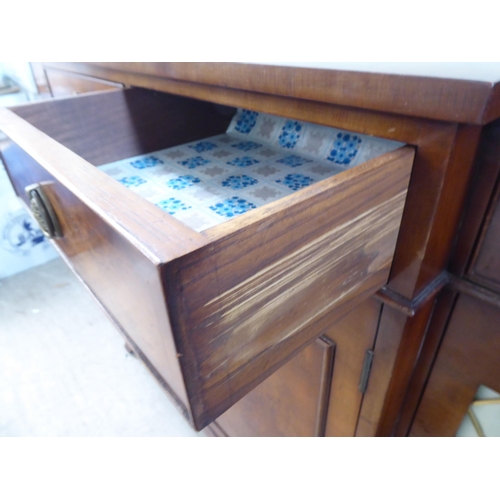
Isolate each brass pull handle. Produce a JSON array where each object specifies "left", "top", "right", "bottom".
[{"left": 25, "top": 183, "right": 63, "bottom": 239}]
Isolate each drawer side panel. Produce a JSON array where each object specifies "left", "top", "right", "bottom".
[
  {"left": 45, "top": 67, "right": 124, "bottom": 98},
  {"left": 166, "top": 148, "right": 414, "bottom": 428},
  {"left": 11, "top": 87, "right": 234, "bottom": 166}
]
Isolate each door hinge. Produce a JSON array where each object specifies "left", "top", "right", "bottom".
[{"left": 358, "top": 349, "right": 374, "bottom": 394}]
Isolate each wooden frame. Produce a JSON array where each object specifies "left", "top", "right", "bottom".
[{"left": 5, "top": 62, "right": 496, "bottom": 435}]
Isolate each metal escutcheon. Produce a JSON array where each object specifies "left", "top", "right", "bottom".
[{"left": 25, "top": 183, "right": 63, "bottom": 239}]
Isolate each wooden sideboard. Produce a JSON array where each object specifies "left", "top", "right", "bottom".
[{"left": 3, "top": 63, "right": 500, "bottom": 436}]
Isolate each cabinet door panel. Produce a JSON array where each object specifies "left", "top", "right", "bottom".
[
  {"left": 325, "top": 298, "right": 382, "bottom": 436},
  {"left": 213, "top": 337, "right": 334, "bottom": 437},
  {"left": 212, "top": 298, "right": 381, "bottom": 437},
  {"left": 411, "top": 294, "right": 500, "bottom": 436}
]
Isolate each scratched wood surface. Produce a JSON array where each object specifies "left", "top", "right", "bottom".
[
  {"left": 211, "top": 299, "right": 383, "bottom": 437},
  {"left": 1, "top": 86, "right": 413, "bottom": 430},
  {"left": 165, "top": 148, "right": 414, "bottom": 428},
  {"left": 11, "top": 62, "right": 500, "bottom": 437}
]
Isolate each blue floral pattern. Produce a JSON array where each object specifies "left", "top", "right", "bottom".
[
  {"left": 167, "top": 175, "right": 200, "bottom": 190},
  {"left": 221, "top": 175, "right": 258, "bottom": 189},
  {"left": 119, "top": 176, "right": 147, "bottom": 187},
  {"left": 156, "top": 198, "right": 191, "bottom": 215},
  {"left": 99, "top": 108, "right": 403, "bottom": 233},
  {"left": 231, "top": 141, "right": 262, "bottom": 152},
  {"left": 178, "top": 156, "right": 211, "bottom": 169},
  {"left": 188, "top": 141, "right": 218, "bottom": 153},
  {"left": 226, "top": 156, "right": 260, "bottom": 167},
  {"left": 235, "top": 110, "right": 258, "bottom": 134},
  {"left": 327, "top": 133, "right": 362, "bottom": 165},
  {"left": 276, "top": 155, "right": 312, "bottom": 167},
  {"left": 276, "top": 173, "right": 314, "bottom": 191},
  {"left": 210, "top": 197, "right": 257, "bottom": 217},
  {"left": 131, "top": 156, "right": 163, "bottom": 169},
  {"left": 278, "top": 120, "right": 302, "bottom": 149},
  {"left": 3, "top": 214, "right": 46, "bottom": 254}
]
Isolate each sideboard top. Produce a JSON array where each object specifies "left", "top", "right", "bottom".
[
  {"left": 49, "top": 62, "right": 500, "bottom": 125},
  {"left": 251, "top": 62, "right": 500, "bottom": 83}
]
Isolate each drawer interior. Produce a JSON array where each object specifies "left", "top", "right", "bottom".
[
  {"left": 10, "top": 88, "right": 403, "bottom": 234},
  {"left": 97, "top": 107, "right": 404, "bottom": 232},
  {"left": 10, "top": 87, "right": 235, "bottom": 168}
]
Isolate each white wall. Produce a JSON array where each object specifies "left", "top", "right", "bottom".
[{"left": 0, "top": 62, "right": 38, "bottom": 95}]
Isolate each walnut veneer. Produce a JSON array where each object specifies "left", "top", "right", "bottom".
[{"left": 3, "top": 63, "right": 500, "bottom": 436}]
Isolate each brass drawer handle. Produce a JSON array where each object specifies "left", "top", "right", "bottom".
[{"left": 24, "top": 183, "right": 63, "bottom": 239}]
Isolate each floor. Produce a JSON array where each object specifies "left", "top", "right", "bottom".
[{"left": 0, "top": 258, "right": 206, "bottom": 437}]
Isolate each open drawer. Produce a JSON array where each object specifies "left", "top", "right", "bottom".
[{"left": 0, "top": 88, "right": 414, "bottom": 429}]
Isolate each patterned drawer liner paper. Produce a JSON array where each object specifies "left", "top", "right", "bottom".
[{"left": 98, "top": 109, "right": 404, "bottom": 232}]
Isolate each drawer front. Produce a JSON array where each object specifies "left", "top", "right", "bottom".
[
  {"left": 0, "top": 88, "right": 414, "bottom": 429},
  {"left": 45, "top": 67, "right": 123, "bottom": 97},
  {"left": 1, "top": 142, "right": 191, "bottom": 415}
]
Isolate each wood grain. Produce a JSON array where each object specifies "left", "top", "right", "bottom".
[
  {"left": 35, "top": 65, "right": 483, "bottom": 304},
  {"left": 375, "top": 271, "right": 449, "bottom": 317},
  {"left": 395, "top": 121, "right": 500, "bottom": 436},
  {"left": 165, "top": 148, "right": 414, "bottom": 428},
  {"left": 402, "top": 278, "right": 500, "bottom": 436},
  {"left": 356, "top": 125, "right": 484, "bottom": 435},
  {"left": 1, "top": 141, "right": 193, "bottom": 421},
  {"left": 448, "top": 275, "right": 500, "bottom": 309},
  {"left": 468, "top": 183, "right": 500, "bottom": 293},
  {"left": 214, "top": 337, "right": 335, "bottom": 437},
  {"left": 45, "top": 67, "right": 124, "bottom": 97},
  {"left": 0, "top": 87, "right": 414, "bottom": 430},
  {"left": 34, "top": 65, "right": 430, "bottom": 143},
  {"left": 6, "top": 61, "right": 500, "bottom": 436},
  {"left": 387, "top": 124, "right": 481, "bottom": 298},
  {"left": 31, "top": 65, "right": 488, "bottom": 302},
  {"left": 46, "top": 62, "right": 500, "bottom": 124},
  {"left": 355, "top": 299, "right": 435, "bottom": 436},
  {"left": 325, "top": 298, "right": 382, "bottom": 436},
  {"left": 392, "top": 288, "right": 458, "bottom": 436},
  {"left": 0, "top": 94, "right": 214, "bottom": 263},
  {"left": 11, "top": 87, "right": 234, "bottom": 167},
  {"left": 411, "top": 294, "right": 500, "bottom": 436},
  {"left": 450, "top": 120, "right": 500, "bottom": 277}
]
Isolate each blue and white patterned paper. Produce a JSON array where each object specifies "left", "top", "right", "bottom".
[{"left": 98, "top": 109, "right": 403, "bottom": 232}]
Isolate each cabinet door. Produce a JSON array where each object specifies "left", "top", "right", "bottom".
[
  {"left": 212, "top": 298, "right": 381, "bottom": 437},
  {"left": 411, "top": 294, "right": 500, "bottom": 436}
]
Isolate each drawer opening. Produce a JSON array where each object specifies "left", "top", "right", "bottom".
[
  {"left": 97, "top": 105, "right": 405, "bottom": 233},
  {"left": 9, "top": 87, "right": 237, "bottom": 167},
  {"left": 9, "top": 87, "right": 404, "bottom": 236}
]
